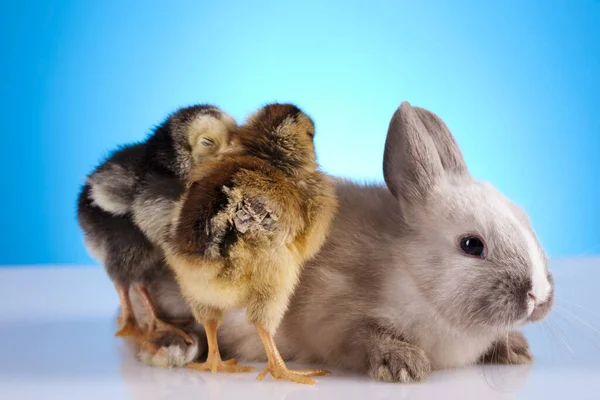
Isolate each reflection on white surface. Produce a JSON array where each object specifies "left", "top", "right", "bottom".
[{"left": 0, "top": 257, "right": 599, "bottom": 399}]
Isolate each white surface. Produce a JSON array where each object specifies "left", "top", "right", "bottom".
[{"left": 0, "top": 258, "right": 599, "bottom": 399}]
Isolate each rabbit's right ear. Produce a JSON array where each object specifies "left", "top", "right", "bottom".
[
  {"left": 383, "top": 101, "right": 444, "bottom": 205},
  {"left": 413, "top": 107, "right": 469, "bottom": 177}
]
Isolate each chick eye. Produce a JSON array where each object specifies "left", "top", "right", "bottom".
[
  {"left": 201, "top": 138, "right": 215, "bottom": 147},
  {"left": 460, "top": 236, "right": 486, "bottom": 257}
]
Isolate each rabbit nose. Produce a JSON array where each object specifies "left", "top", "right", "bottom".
[{"left": 527, "top": 291, "right": 536, "bottom": 303}]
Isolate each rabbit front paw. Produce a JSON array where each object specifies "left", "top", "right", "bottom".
[
  {"left": 480, "top": 331, "right": 533, "bottom": 365},
  {"left": 369, "top": 337, "right": 431, "bottom": 383},
  {"left": 137, "top": 331, "right": 202, "bottom": 368}
]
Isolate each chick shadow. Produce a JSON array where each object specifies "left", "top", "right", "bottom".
[{"left": 118, "top": 354, "right": 325, "bottom": 400}]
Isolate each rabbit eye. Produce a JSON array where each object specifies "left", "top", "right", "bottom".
[{"left": 460, "top": 236, "right": 486, "bottom": 257}]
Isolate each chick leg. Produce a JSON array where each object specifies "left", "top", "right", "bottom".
[
  {"left": 255, "top": 323, "right": 330, "bottom": 385},
  {"left": 114, "top": 283, "right": 143, "bottom": 338},
  {"left": 133, "top": 283, "right": 194, "bottom": 345},
  {"left": 113, "top": 283, "right": 160, "bottom": 353},
  {"left": 187, "top": 318, "right": 255, "bottom": 373}
]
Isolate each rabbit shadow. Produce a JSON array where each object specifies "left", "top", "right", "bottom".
[{"left": 1, "top": 316, "right": 593, "bottom": 400}]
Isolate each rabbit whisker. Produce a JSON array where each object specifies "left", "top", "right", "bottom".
[
  {"left": 540, "top": 322, "right": 558, "bottom": 364},
  {"left": 549, "top": 316, "right": 600, "bottom": 369},
  {"left": 556, "top": 298, "right": 600, "bottom": 321},
  {"left": 552, "top": 310, "right": 600, "bottom": 352},
  {"left": 547, "top": 318, "right": 574, "bottom": 355},
  {"left": 555, "top": 305, "right": 600, "bottom": 339}
]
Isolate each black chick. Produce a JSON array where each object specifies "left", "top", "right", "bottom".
[{"left": 77, "top": 105, "right": 235, "bottom": 348}]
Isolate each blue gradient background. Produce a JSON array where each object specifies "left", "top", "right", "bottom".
[{"left": 1, "top": 1, "right": 598, "bottom": 266}]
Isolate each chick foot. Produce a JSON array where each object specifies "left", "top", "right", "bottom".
[
  {"left": 255, "top": 323, "right": 330, "bottom": 385},
  {"left": 187, "top": 318, "right": 254, "bottom": 374},
  {"left": 115, "top": 315, "right": 162, "bottom": 357},
  {"left": 256, "top": 363, "right": 330, "bottom": 385},
  {"left": 134, "top": 283, "right": 194, "bottom": 345},
  {"left": 163, "top": 317, "right": 196, "bottom": 325},
  {"left": 137, "top": 329, "right": 200, "bottom": 368},
  {"left": 188, "top": 356, "right": 254, "bottom": 374},
  {"left": 114, "top": 317, "right": 144, "bottom": 339},
  {"left": 151, "top": 318, "right": 194, "bottom": 346}
]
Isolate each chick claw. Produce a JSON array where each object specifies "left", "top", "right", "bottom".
[
  {"left": 114, "top": 317, "right": 143, "bottom": 339},
  {"left": 114, "top": 317, "right": 161, "bottom": 354},
  {"left": 256, "top": 363, "right": 330, "bottom": 385},
  {"left": 187, "top": 357, "right": 255, "bottom": 374}
]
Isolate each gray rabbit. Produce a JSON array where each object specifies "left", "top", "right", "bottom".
[{"left": 127, "top": 101, "right": 554, "bottom": 382}]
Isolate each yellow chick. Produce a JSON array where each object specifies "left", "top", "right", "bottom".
[{"left": 163, "top": 103, "right": 338, "bottom": 384}]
